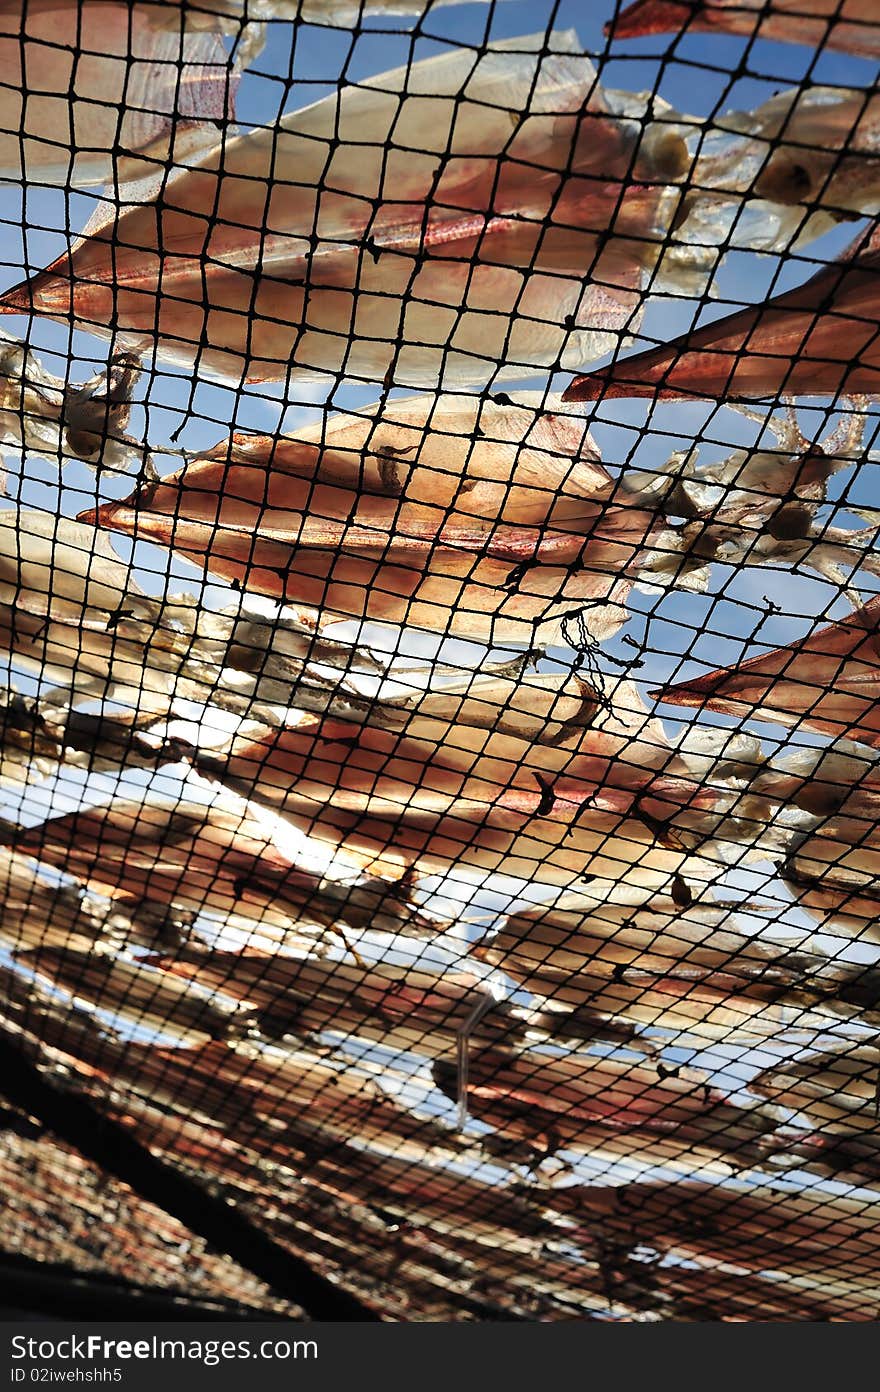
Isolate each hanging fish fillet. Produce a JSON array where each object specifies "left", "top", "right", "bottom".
[
  {"left": 100, "top": 1035, "right": 464, "bottom": 1167},
  {"left": 540, "top": 1180, "right": 880, "bottom": 1283},
  {"left": 152, "top": 943, "right": 639, "bottom": 1059},
  {"left": 344, "top": 665, "right": 619, "bottom": 752},
  {"left": 0, "top": 852, "right": 117, "bottom": 954},
  {"left": 17, "top": 944, "right": 258, "bottom": 1047},
  {"left": 0, "top": 33, "right": 691, "bottom": 388},
  {"left": 758, "top": 744, "right": 880, "bottom": 945},
  {"left": 563, "top": 224, "right": 880, "bottom": 402},
  {"left": 190, "top": 674, "right": 742, "bottom": 894},
  {"left": 0, "top": 985, "right": 466, "bottom": 1177},
  {"left": 85, "top": 1083, "right": 607, "bottom": 1319},
  {"left": 0, "top": 509, "right": 145, "bottom": 622},
  {"left": 175, "top": 1041, "right": 460, "bottom": 1161},
  {"left": 172, "top": 950, "right": 529, "bottom": 1059},
  {"left": 703, "top": 738, "right": 880, "bottom": 946},
  {"left": 0, "top": 598, "right": 369, "bottom": 729},
  {"left": 94, "top": 391, "right": 855, "bottom": 643},
  {"left": 196, "top": 675, "right": 713, "bottom": 829},
  {"left": 127, "top": 1046, "right": 460, "bottom": 1178},
  {"left": 474, "top": 890, "right": 880, "bottom": 1041},
  {"left": 280, "top": 800, "right": 731, "bottom": 897},
  {"left": 631, "top": 1261, "right": 865, "bottom": 1321},
  {"left": 9, "top": 794, "right": 440, "bottom": 941},
  {"left": 0, "top": 857, "right": 197, "bottom": 962},
  {"left": 654, "top": 594, "right": 880, "bottom": 751},
  {"left": 0, "top": 508, "right": 188, "bottom": 710},
  {"left": 606, "top": 0, "right": 880, "bottom": 57},
  {"left": 0, "top": 504, "right": 392, "bottom": 721},
  {"left": 100, "top": 0, "right": 510, "bottom": 35},
  {"left": 753, "top": 1045, "right": 880, "bottom": 1134},
  {"left": 751, "top": 1049, "right": 880, "bottom": 1187},
  {"left": 281, "top": 1142, "right": 549, "bottom": 1248},
  {"left": 432, "top": 1049, "right": 782, "bottom": 1172},
  {"left": 0, "top": 600, "right": 199, "bottom": 716},
  {"left": 0, "top": 0, "right": 235, "bottom": 188},
  {"left": 83, "top": 392, "right": 642, "bottom": 644}
]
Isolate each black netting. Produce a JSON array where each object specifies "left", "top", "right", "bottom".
[
  {"left": 0, "top": 1101, "right": 305, "bottom": 1319},
  {"left": 0, "top": 0, "right": 878, "bottom": 1322}
]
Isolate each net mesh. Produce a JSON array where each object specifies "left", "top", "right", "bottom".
[
  {"left": 0, "top": 1102, "right": 304, "bottom": 1318},
  {"left": 0, "top": 0, "right": 878, "bottom": 1321}
]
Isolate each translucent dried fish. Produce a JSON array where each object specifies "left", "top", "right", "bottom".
[
  {"left": 753, "top": 1045, "right": 880, "bottom": 1134},
  {"left": 473, "top": 889, "right": 875, "bottom": 1040},
  {"left": 0, "top": 508, "right": 146, "bottom": 626},
  {"left": 11, "top": 794, "right": 440, "bottom": 940},
  {"left": 1, "top": 604, "right": 361, "bottom": 728},
  {"left": 783, "top": 793, "right": 880, "bottom": 947},
  {"left": 356, "top": 665, "right": 611, "bottom": 750},
  {"left": 654, "top": 594, "right": 880, "bottom": 750},
  {"left": 122, "top": 390, "right": 876, "bottom": 661},
  {"left": 433, "top": 1050, "right": 781, "bottom": 1171},
  {"left": 89, "top": 1077, "right": 592, "bottom": 1318},
  {"left": 49, "top": 1035, "right": 466, "bottom": 1185},
  {"left": 737, "top": 743, "right": 880, "bottom": 944},
  {"left": 83, "top": 392, "right": 643, "bottom": 645},
  {"left": 122, "top": 0, "right": 512, "bottom": 45},
  {"left": 0, "top": 601, "right": 188, "bottom": 715},
  {"left": 37, "top": 1025, "right": 456, "bottom": 1160},
  {"left": 302, "top": 802, "right": 731, "bottom": 898},
  {"left": 116, "top": 393, "right": 863, "bottom": 630},
  {"left": 0, "top": 851, "right": 119, "bottom": 955},
  {"left": 17, "top": 944, "right": 258, "bottom": 1048},
  {"left": 541, "top": 1180, "right": 880, "bottom": 1283},
  {"left": 564, "top": 224, "right": 880, "bottom": 402},
  {"left": 194, "top": 675, "right": 743, "bottom": 893},
  {"left": 0, "top": 0, "right": 235, "bottom": 187},
  {"left": 200, "top": 673, "right": 678, "bottom": 826},
  {"left": 0, "top": 958, "right": 125, "bottom": 1068},
  {"left": 0, "top": 33, "right": 692, "bottom": 388},
  {"left": 205, "top": 1040, "right": 462, "bottom": 1168},
  {"left": 606, "top": 0, "right": 880, "bottom": 57},
  {"left": 0, "top": 513, "right": 381, "bottom": 717},
  {"left": 633, "top": 1261, "right": 866, "bottom": 1322},
  {"left": 155, "top": 946, "right": 528, "bottom": 1060},
  {"left": 61, "top": 352, "right": 148, "bottom": 475},
  {"left": 0, "top": 685, "right": 176, "bottom": 784}
]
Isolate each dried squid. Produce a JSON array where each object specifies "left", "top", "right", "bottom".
[{"left": 0, "top": 33, "right": 691, "bottom": 388}]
